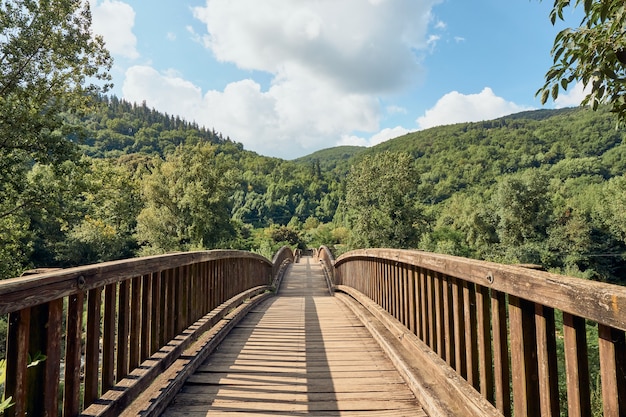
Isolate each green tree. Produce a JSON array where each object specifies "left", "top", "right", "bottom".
[
  {"left": 0, "top": 0, "right": 112, "bottom": 162},
  {"left": 342, "top": 151, "right": 422, "bottom": 249},
  {"left": 55, "top": 158, "right": 142, "bottom": 265},
  {"left": 539, "top": 0, "right": 626, "bottom": 117},
  {"left": 135, "top": 144, "right": 236, "bottom": 254}
]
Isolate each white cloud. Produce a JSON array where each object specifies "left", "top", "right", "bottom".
[
  {"left": 122, "top": 66, "right": 380, "bottom": 159},
  {"left": 119, "top": 0, "right": 443, "bottom": 158},
  {"left": 90, "top": 0, "right": 139, "bottom": 59},
  {"left": 338, "top": 126, "right": 411, "bottom": 148},
  {"left": 387, "top": 105, "right": 408, "bottom": 115},
  {"left": 192, "top": 0, "right": 439, "bottom": 93},
  {"left": 417, "top": 87, "right": 531, "bottom": 130},
  {"left": 554, "top": 81, "right": 591, "bottom": 108}
]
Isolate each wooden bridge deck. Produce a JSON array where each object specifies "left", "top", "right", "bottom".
[{"left": 162, "top": 256, "right": 426, "bottom": 416}]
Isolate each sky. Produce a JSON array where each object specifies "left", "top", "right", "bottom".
[{"left": 89, "top": 0, "right": 587, "bottom": 160}]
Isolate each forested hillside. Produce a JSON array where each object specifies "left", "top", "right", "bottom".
[{"left": 2, "top": 97, "right": 626, "bottom": 287}]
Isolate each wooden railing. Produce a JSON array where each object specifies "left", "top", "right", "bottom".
[
  {"left": 319, "top": 247, "right": 626, "bottom": 417},
  {"left": 0, "top": 249, "right": 293, "bottom": 417}
]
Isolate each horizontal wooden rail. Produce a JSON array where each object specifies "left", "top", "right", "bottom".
[
  {"left": 1, "top": 248, "right": 293, "bottom": 417},
  {"left": 322, "top": 247, "right": 626, "bottom": 417}
]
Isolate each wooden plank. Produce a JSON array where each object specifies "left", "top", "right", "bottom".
[
  {"left": 4, "top": 308, "right": 30, "bottom": 417},
  {"left": 44, "top": 299, "right": 63, "bottom": 417},
  {"left": 476, "top": 285, "right": 494, "bottom": 402},
  {"left": 535, "top": 304, "right": 560, "bottom": 416},
  {"left": 64, "top": 291, "right": 85, "bottom": 417},
  {"left": 463, "top": 280, "right": 479, "bottom": 388},
  {"left": 117, "top": 279, "right": 131, "bottom": 379},
  {"left": 452, "top": 277, "right": 466, "bottom": 378},
  {"left": 334, "top": 249, "right": 626, "bottom": 332},
  {"left": 141, "top": 273, "right": 153, "bottom": 361},
  {"left": 85, "top": 287, "right": 103, "bottom": 407},
  {"left": 442, "top": 275, "right": 454, "bottom": 368},
  {"left": 598, "top": 325, "right": 626, "bottom": 416},
  {"left": 102, "top": 283, "right": 117, "bottom": 391},
  {"left": 563, "top": 312, "right": 591, "bottom": 417},
  {"left": 161, "top": 257, "right": 424, "bottom": 417},
  {"left": 150, "top": 271, "right": 161, "bottom": 355},
  {"left": 509, "top": 296, "right": 540, "bottom": 417},
  {"left": 0, "top": 250, "right": 272, "bottom": 316},
  {"left": 434, "top": 272, "right": 444, "bottom": 358},
  {"left": 491, "top": 289, "right": 511, "bottom": 416},
  {"left": 129, "top": 276, "right": 142, "bottom": 370}
]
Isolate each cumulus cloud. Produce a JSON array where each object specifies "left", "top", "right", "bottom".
[
  {"left": 119, "top": 0, "right": 442, "bottom": 158},
  {"left": 192, "top": 0, "right": 438, "bottom": 93},
  {"left": 122, "top": 66, "right": 380, "bottom": 158},
  {"left": 554, "top": 81, "right": 590, "bottom": 108},
  {"left": 339, "top": 126, "right": 411, "bottom": 148},
  {"left": 416, "top": 87, "right": 531, "bottom": 130},
  {"left": 90, "top": 0, "right": 139, "bottom": 59}
]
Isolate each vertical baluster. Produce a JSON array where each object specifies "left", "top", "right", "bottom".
[
  {"left": 598, "top": 325, "right": 626, "bottom": 416},
  {"left": 64, "top": 291, "right": 85, "bottom": 416},
  {"left": 141, "top": 273, "right": 153, "bottom": 361},
  {"left": 452, "top": 277, "right": 466, "bottom": 378},
  {"left": 434, "top": 272, "right": 444, "bottom": 358},
  {"left": 129, "top": 276, "right": 142, "bottom": 370},
  {"left": 476, "top": 285, "right": 494, "bottom": 403},
  {"left": 442, "top": 275, "right": 455, "bottom": 368},
  {"left": 563, "top": 312, "right": 591, "bottom": 417},
  {"left": 535, "top": 305, "right": 560, "bottom": 416},
  {"left": 84, "top": 287, "right": 103, "bottom": 407},
  {"left": 4, "top": 308, "right": 30, "bottom": 417},
  {"left": 407, "top": 266, "right": 416, "bottom": 334},
  {"left": 151, "top": 271, "right": 162, "bottom": 355},
  {"left": 509, "top": 296, "right": 540, "bottom": 416},
  {"left": 167, "top": 269, "right": 176, "bottom": 341},
  {"left": 44, "top": 300, "right": 63, "bottom": 417},
  {"left": 102, "top": 283, "right": 117, "bottom": 391},
  {"left": 491, "top": 289, "right": 511, "bottom": 416},
  {"left": 117, "top": 280, "right": 131, "bottom": 380},
  {"left": 463, "top": 281, "right": 479, "bottom": 389},
  {"left": 419, "top": 268, "right": 428, "bottom": 342}
]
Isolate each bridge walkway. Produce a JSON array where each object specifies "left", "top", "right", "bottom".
[{"left": 162, "top": 256, "right": 426, "bottom": 416}]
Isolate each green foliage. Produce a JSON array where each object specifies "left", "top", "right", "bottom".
[
  {"left": 539, "top": 0, "right": 626, "bottom": 119},
  {"left": 135, "top": 143, "right": 237, "bottom": 254},
  {"left": 0, "top": 0, "right": 112, "bottom": 164},
  {"left": 343, "top": 151, "right": 423, "bottom": 248}
]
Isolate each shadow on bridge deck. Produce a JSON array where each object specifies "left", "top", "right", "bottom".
[{"left": 161, "top": 256, "right": 426, "bottom": 416}]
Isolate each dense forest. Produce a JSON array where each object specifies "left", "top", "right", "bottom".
[{"left": 2, "top": 97, "right": 626, "bottom": 289}]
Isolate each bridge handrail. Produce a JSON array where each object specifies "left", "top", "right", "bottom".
[
  {"left": 0, "top": 248, "right": 293, "bottom": 417},
  {"left": 333, "top": 248, "right": 626, "bottom": 417},
  {"left": 316, "top": 245, "right": 335, "bottom": 295}
]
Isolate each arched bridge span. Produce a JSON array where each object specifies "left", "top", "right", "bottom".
[{"left": 1, "top": 246, "right": 625, "bottom": 416}]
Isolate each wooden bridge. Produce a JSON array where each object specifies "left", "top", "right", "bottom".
[{"left": 1, "top": 246, "right": 626, "bottom": 416}]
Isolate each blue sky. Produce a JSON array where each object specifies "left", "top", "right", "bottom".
[{"left": 90, "top": 0, "right": 586, "bottom": 159}]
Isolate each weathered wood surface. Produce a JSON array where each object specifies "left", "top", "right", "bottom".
[{"left": 163, "top": 257, "right": 426, "bottom": 416}]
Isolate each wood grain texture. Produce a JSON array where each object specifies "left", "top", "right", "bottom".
[
  {"left": 162, "top": 257, "right": 425, "bottom": 416},
  {"left": 335, "top": 249, "right": 626, "bottom": 331}
]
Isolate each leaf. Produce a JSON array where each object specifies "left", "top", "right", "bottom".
[
  {"left": 0, "top": 396, "right": 14, "bottom": 412},
  {"left": 0, "top": 359, "right": 6, "bottom": 385},
  {"left": 27, "top": 352, "right": 47, "bottom": 368},
  {"left": 551, "top": 83, "right": 560, "bottom": 100}
]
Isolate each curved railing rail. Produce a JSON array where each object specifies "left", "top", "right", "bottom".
[
  {"left": 333, "top": 248, "right": 626, "bottom": 417},
  {"left": 316, "top": 246, "right": 336, "bottom": 295},
  {"left": 0, "top": 248, "right": 293, "bottom": 417}
]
